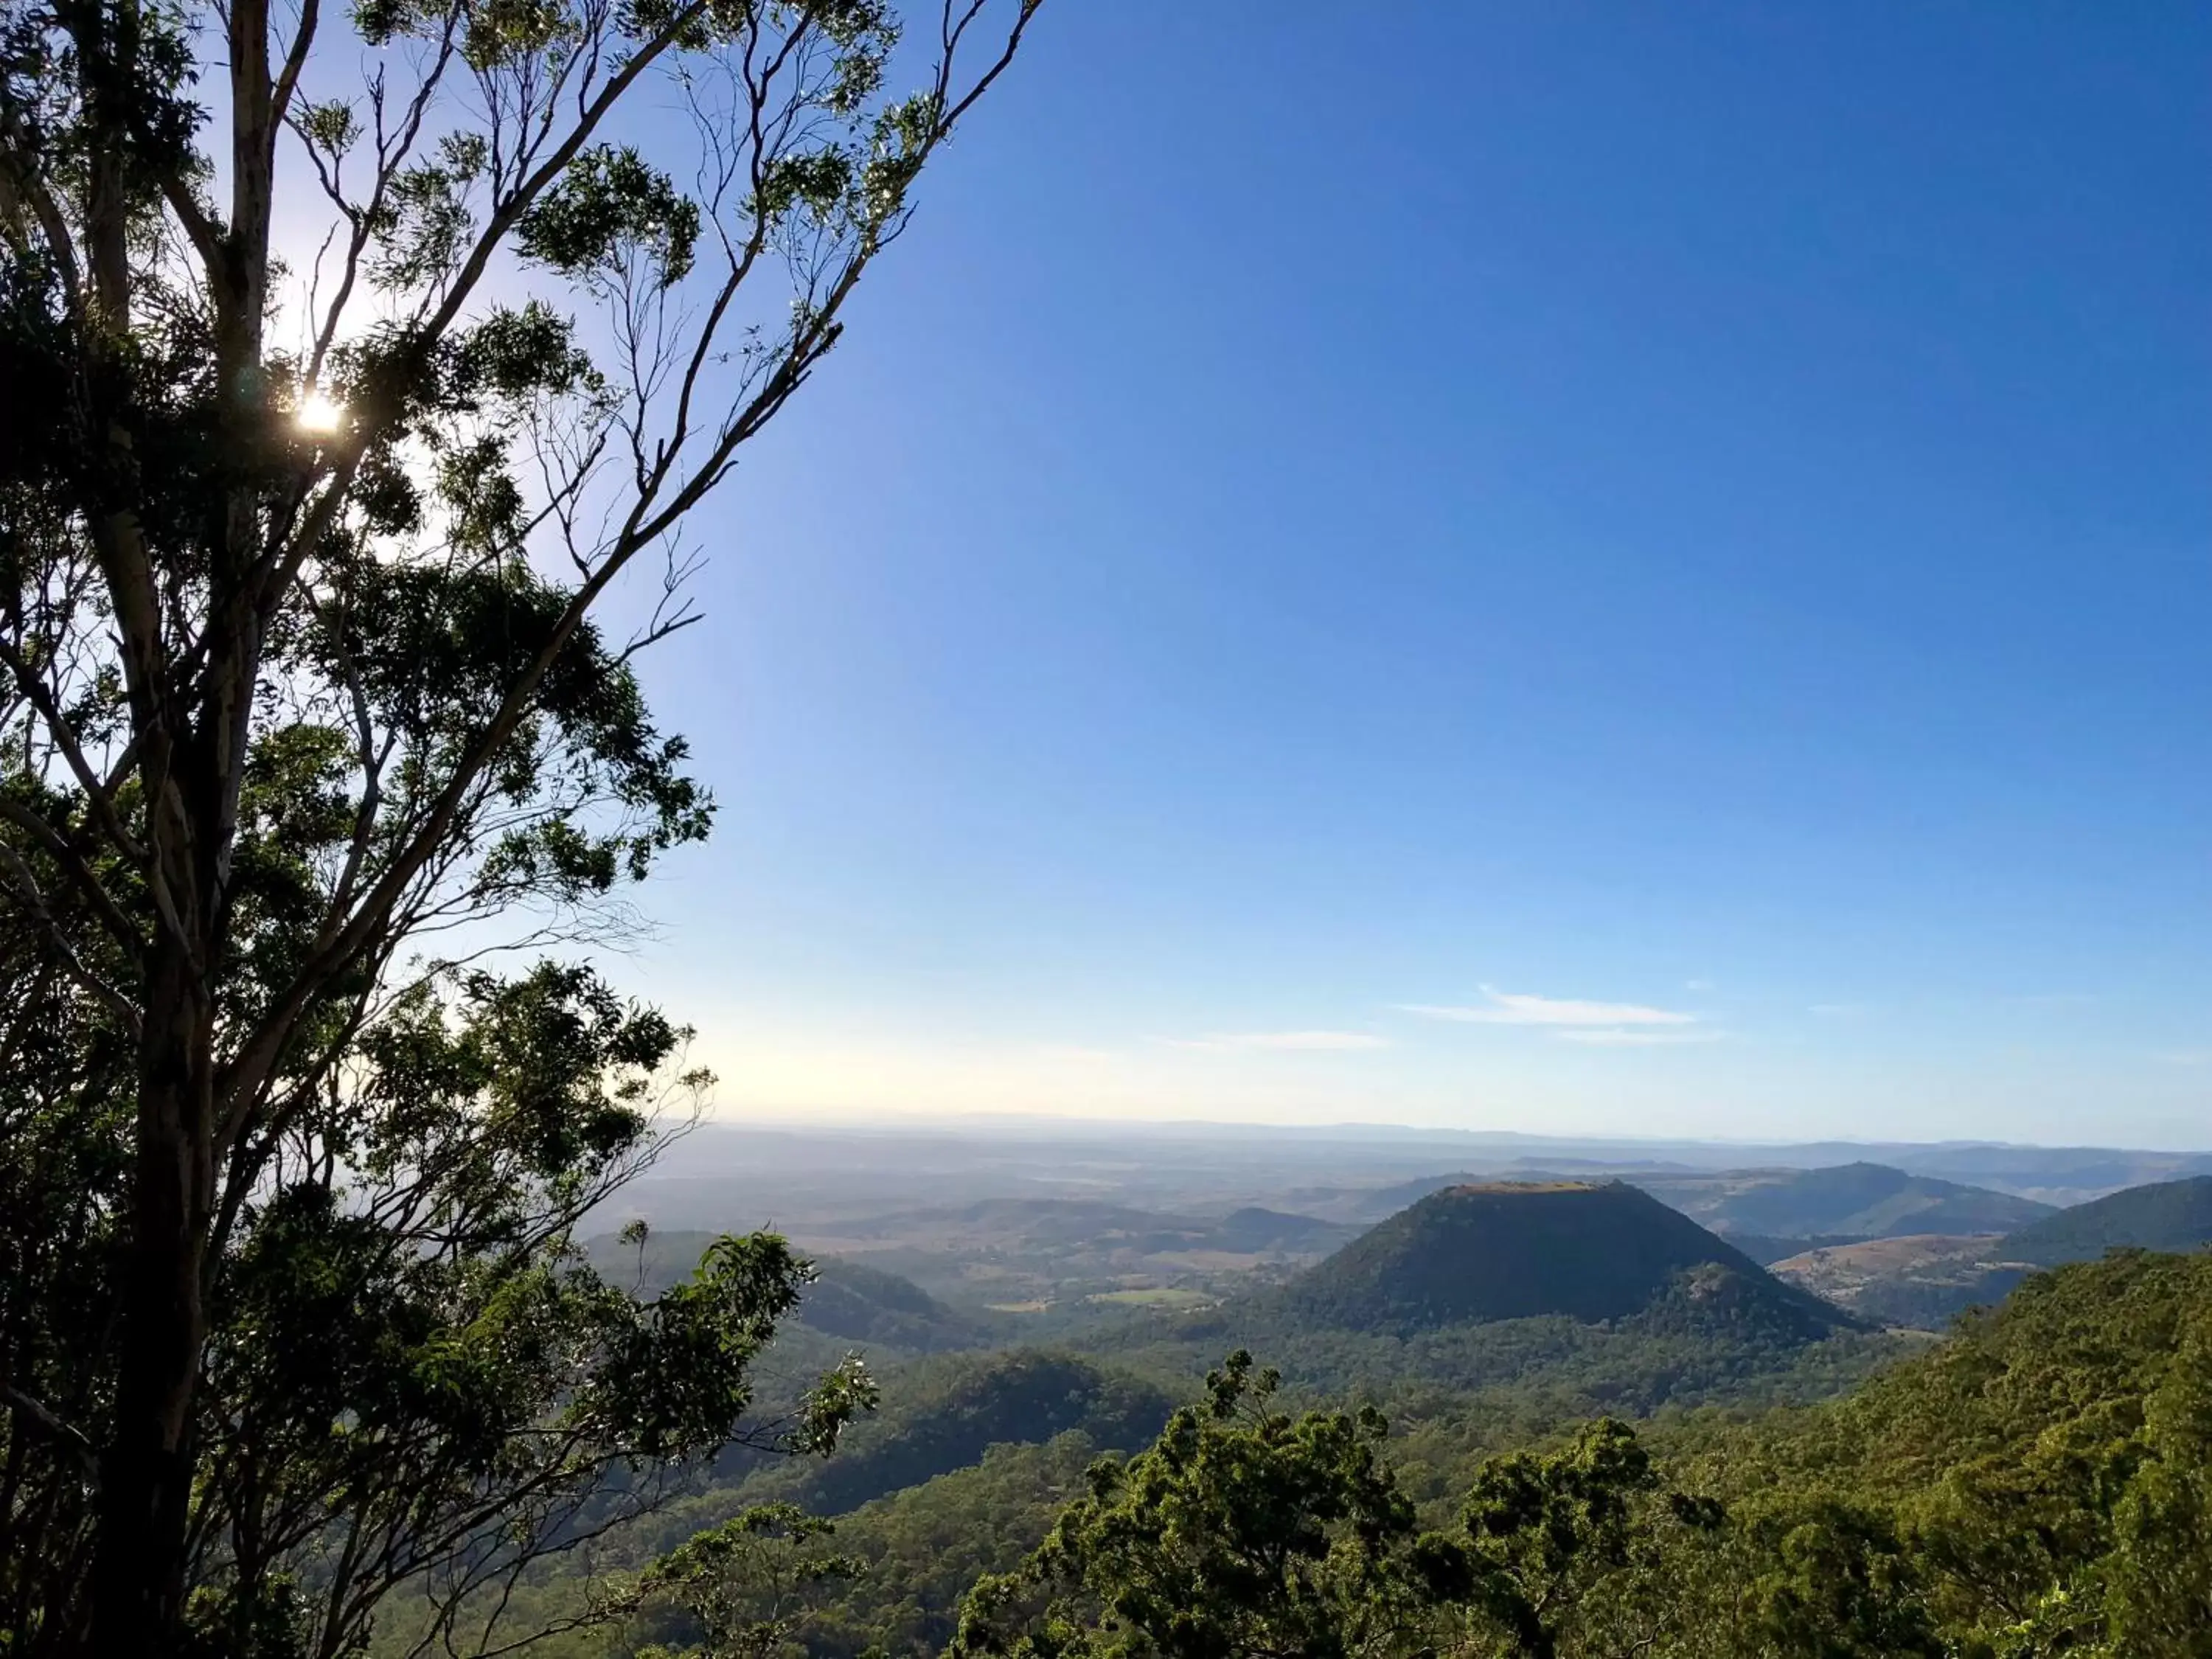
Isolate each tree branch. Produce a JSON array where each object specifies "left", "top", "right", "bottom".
[{"left": 1, "top": 1385, "right": 97, "bottom": 1478}]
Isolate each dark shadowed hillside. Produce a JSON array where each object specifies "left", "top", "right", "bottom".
[
  {"left": 733, "top": 1349, "right": 1173, "bottom": 1517},
  {"left": 796, "top": 1260, "right": 1003, "bottom": 1351},
  {"left": 585, "top": 1231, "right": 996, "bottom": 1354},
  {"left": 2000, "top": 1176, "right": 2212, "bottom": 1266},
  {"left": 1279, "top": 1181, "right": 1856, "bottom": 1340}
]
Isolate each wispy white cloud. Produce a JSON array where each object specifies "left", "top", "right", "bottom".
[
  {"left": 1554, "top": 1028, "right": 1725, "bottom": 1047},
  {"left": 1164, "top": 1030, "right": 1391, "bottom": 1053},
  {"left": 1683, "top": 978, "right": 1717, "bottom": 993},
  {"left": 1400, "top": 987, "right": 1698, "bottom": 1028}
]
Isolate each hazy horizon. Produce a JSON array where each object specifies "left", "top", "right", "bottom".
[{"left": 672, "top": 1107, "right": 2212, "bottom": 1159}]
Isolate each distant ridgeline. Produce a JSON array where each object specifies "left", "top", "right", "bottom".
[
  {"left": 1343, "top": 1160, "right": 2056, "bottom": 1242},
  {"left": 2001, "top": 1175, "right": 2212, "bottom": 1265},
  {"left": 1658, "top": 1160, "right": 2056, "bottom": 1239},
  {"left": 1767, "top": 1175, "right": 2212, "bottom": 1329}
]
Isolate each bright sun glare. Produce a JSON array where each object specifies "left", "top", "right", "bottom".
[{"left": 296, "top": 391, "right": 344, "bottom": 434}]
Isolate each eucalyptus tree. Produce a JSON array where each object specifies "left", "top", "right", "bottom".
[
  {"left": 0, "top": 0, "right": 1039, "bottom": 1651},
  {"left": 951, "top": 1352, "right": 1453, "bottom": 1659}
]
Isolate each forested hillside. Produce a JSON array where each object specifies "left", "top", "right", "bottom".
[
  {"left": 2001, "top": 1175, "right": 2212, "bottom": 1265},
  {"left": 1275, "top": 1181, "right": 1853, "bottom": 1336},
  {"left": 728, "top": 1351, "right": 1172, "bottom": 1517},
  {"left": 588, "top": 1231, "right": 1001, "bottom": 1356},
  {"left": 476, "top": 1249, "right": 2211, "bottom": 1658}
]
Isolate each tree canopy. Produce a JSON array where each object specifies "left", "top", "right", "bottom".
[
  {"left": 947, "top": 1256, "right": 2212, "bottom": 1659},
  {"left": 0, "top": 0, "right": 1039, "bottom": 1652}
]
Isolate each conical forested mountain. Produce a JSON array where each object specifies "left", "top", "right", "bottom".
[{"left": 1280, "top": 1180, "right": 1858, "bottom": 1339}]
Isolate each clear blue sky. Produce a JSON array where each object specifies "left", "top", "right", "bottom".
[{"left": 620, "top": 1, "right": 2212, "bottom": 1147}]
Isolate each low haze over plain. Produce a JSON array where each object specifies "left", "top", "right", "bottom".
[{"left": 619, "top": 2, "right": 2212, "bottom": 1147}]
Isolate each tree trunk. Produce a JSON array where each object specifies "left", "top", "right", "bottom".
[{"left": 87, "top": 949, "right": 215, "bottom": 1659}]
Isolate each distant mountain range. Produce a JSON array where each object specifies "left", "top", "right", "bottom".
[{"left": 600, "top": 1123, "right": 2212, "bottom": 1242}]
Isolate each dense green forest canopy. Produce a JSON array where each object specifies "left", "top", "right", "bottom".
[{"left": 553, "top": 1250, "right": 2212, "bottom": 1659}]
